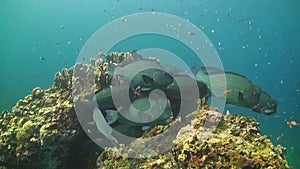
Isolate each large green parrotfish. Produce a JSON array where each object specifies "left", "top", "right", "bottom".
[{"left": 192, "top": 65, "right": 277, "bottom": 115}]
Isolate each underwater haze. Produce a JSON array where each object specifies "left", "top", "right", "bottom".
[{"left": 1, "top": 0, "right": 299, "bottom": 168}]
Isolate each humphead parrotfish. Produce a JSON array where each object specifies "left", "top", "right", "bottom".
[
  {"left": 109, "top": 59, "right": 174, "bottom": 93},
  {"left": 95, "top": 85, "right": 135, "bottom": 111},
  {"left": 104, "top": 96, "right": 172, "bottom": 129},
  {"left": 192, "top": 65, "right": 277, "bottom": 115}
]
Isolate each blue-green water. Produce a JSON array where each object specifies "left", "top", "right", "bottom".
[{"left": 1, "top": 0, "right": 299, "bottom": 168}]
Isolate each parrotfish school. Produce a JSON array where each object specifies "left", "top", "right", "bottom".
[
  {"left": 1, "top": 1, "right": 299, "bottom": 168},
  {"left": 86, "top": 54, "right": 277, "bottom": 147}
]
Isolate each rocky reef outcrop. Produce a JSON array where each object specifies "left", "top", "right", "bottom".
[{"left": 97, "top": 107, "right": 290, "bottom": 169}]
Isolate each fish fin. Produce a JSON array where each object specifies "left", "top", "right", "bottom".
[
  {"left": 201, "top": 66, "right": 224, "bottom": 75},
  {"left": 108, "top": 63, "right": 117, "bottom": 76},
  {"left": 105, "top": 110, "right": 119, "bottom": 125},
  {"left": 142, "top": 74, "right": 154, "bottom": 84},
  {"left": 238, "top": 92, "right": 244, "bottom": 101},
  {"left": 93, "top": 108, "right": 118, "bottom": 147},
  {"left": 191, "top": 63, "right": 202, "bottom": 75},
  {"left": 141, "top": 87, "right": 152, "bottom": 92},
  {"left": 224, "top": 72, "right": 250, "bottom": 82},
  {"left": 142, "top": 126, "right": 152, "bottom": 131}
]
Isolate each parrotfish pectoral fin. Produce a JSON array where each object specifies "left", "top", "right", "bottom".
[
  {"left": 93, "top": 108, "right": 118, "bottom": 147},
  {"left": 142, "top": 74, "right": 154, "bottom": 85},
  {"left": 142, "top": 126, "right": 152, "bottom": 131},
  {"left": 105, "top": 109, "right": 119, "bottom": 125},
  {"left": 141, "top": 87, "right": 152, "bottom": 92}
]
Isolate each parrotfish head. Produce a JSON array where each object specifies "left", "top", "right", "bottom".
[{"left": 252, "top": 92, "right": 277, "bottom": 115}]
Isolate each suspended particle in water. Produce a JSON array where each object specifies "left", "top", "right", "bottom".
[
  {"left": 254, "top": 63, "right": 258, "bottom": 67},
  {"left": 67, "top": 41, "right": 72, "bottom": 45},
  {"left": 211, "top": 29, "right": 215, "bottom": 33},
  {"left": 258, "top": 35, "right": 262, "bottom": 39},
  {"left": 257, "top": 47, "right": 262, "bottom": 53},
  {"left": 280, "top": 80, "right": 284, "bottom": 84},
  {"left": 98, "top": 51, "right": 104, "bottom": 57},
  {"left": 282, "top": 50, "right": 287, "bottom": 55},
  {"left": 121, "top": 17, "right": 128, "bottom": 22},
  {"left": 188, "top": 31, "right": 194, "bottom": 36},
  {"left": 60, "top": 25, "right": 64, "bottom": 29}
]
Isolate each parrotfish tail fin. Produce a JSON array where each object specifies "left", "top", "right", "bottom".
[
  {"left": 193, "top": 67, "right": 212, "bottom": 92},
  {"left": 191, "top": 63, "right": 202, "bottom": 75},
  {"left": 93, "top": 108, "right": 119, "bottom": 147}
]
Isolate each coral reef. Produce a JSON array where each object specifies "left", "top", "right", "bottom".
[
  {"left": 0, "top": 69, "right": 79, "bottom": 169},
  {"left": 97, "top": 106, "right": 291, "bottom": 169},
  {"left": 0, "top": 52, "right": 291, "bottom": 169}
]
